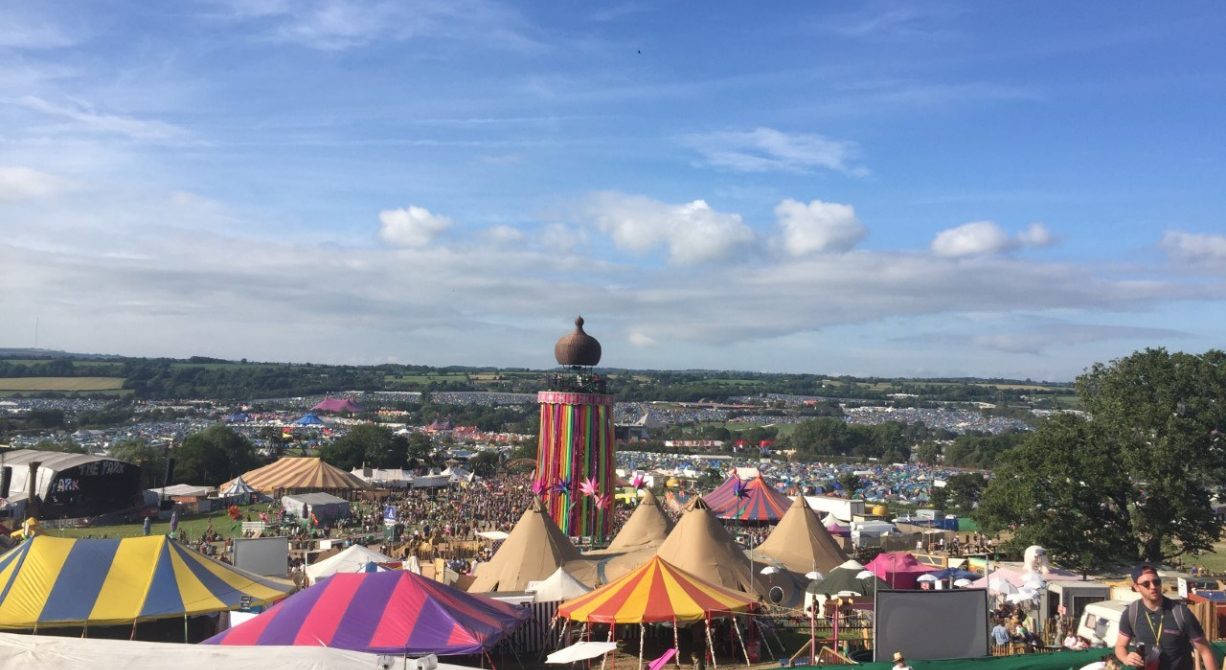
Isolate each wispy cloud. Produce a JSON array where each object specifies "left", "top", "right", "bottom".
[
  {"left": 0, "top": 166, "right": 68, "bottom": 201},
  {"left": 682, "top": 127, "right": 865, "bottom": 175},
  {"left": 0, "top": 8, "right": 78, "bottom": 49},
  {"left": 206, "top": 0, "right": 541, "bottom": 52},
  {"left": 16, "top": 96, "right": 189, "bottom": 143}
]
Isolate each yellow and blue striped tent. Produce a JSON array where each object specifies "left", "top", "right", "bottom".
[{"left": 0, "top": 535, "right": 293, "bottom": 629}]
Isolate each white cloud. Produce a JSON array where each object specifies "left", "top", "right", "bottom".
[
  {"left": 0, "top": 9, "right": 77, "bottom": 49},
  {"left": 683, "top": 127, "right": 863, "bottom": 175},
  {"left": 1161, "top": 231, "right": 1226, "bottom": 270},
  {"left": 378, "top": 206, "right": 453, "bottom": 248},
  {"left": 1018, "top": 222, "right": 1055, "bottom": 247},
  {"left": 628, "top": 331, "right": 657, "bottom": 347},
  {"left": 486, "top": 224, "right": 525, "bottom": 242},
  {"left": 17, "top": 96, "right": 188, "bottom": 142},
  {"left": 931, "top": 221, "right": 1013, "bottom": 257},
  {"left": 931, "top": 220, "right": 1056, "bottom": 258},
  {"left": 0, "top": 166, "right": 65, "bottom": 201},
  {"left": 579, "top": 192, "right": 754, "bottom": 265},
  {"left": 540, "top": 223, "right": 587, "bottom": 253},
  {"left": 774, "top": 198, "right": 866, "bottom": 255}
]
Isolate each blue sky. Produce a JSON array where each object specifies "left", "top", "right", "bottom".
[{"left": 2, "top": 1, "right": 1224, "bottom": 380}]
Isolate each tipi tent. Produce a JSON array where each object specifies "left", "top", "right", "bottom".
[
  {"left": 754, "top": 496, "right": 848, "bottom": 574},
  {"left": 527, "top": 567, "right": 592, "bottom": 603},
  {"left": 0, "top": 536, "right": 292, "bottom": 629},
  {"left": 304, "top": 544, "right": 394, "bottom": 584},
  {"left": 205, "top": 570, "right": 527, "bottom": 656},
  {"left": 655, "top": 498, "right": 765, "bottom": 597},
  {"left": 468, "top": 499, "right": 589, "bottom": 592},
  {"left": 222, "top": 457, "right": 370, "bottom": 493},
  {"left": 606, "top": 490, "right": 673, "bottom": 551}
]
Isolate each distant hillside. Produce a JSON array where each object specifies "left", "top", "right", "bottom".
[{"left": 0, "top": 352, "right": 1075, "bottom": 405}]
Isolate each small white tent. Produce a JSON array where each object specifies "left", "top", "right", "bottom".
[
  {"left": 527, "top": 567, "right": 592, "bottom": 603},
  {"left": 305, "top": 544, "right": 394, "bottom": 584}
]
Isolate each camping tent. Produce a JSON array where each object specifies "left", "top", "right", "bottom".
[
  {"left": 304, "top": 544, "right": 394, "bottom": 584},
  {"left": 0, "top": 632, "right": 430, "bottom": 670},
  {"left": 655, "top": 498, "right": 766, "bottom": 597},
  {"left": 527, "top": 567, "right": 592, "bottom": 603},
  {"left": 0, "top": 536, "right": 292, "bottom": 629},
  {"left": 311, "top": 397, "right": 364, "bottom": 413},
  {"left": 702, "top": 475, "right": 791, "bottom": 522},
  {"left": 468, "top": 499, "right": 591, "bottom": 593},
  {"left": 865, "top": 552, "right": 936, "bottom": 590},
  {"left": 223, "top": 457, "right": 370, "bottom": 493},
  {"left": 205, "top": 570, "right": 528, "bottom": 656},
  {"left": 557, "top": 556, "right": 758, "bottom": 624},
  {"left": 606, "top": 490, "right": 673, "bottom": 551}
]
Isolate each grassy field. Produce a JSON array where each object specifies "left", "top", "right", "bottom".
[
  {"left": 0, "top": 376, "right": 126, "bottom": 391},
  {"left": 1184, "top": 541, "right": 1226, "bottom": 573},
  {"left": 49, "top": 504, "right": 271, "bottom": 540}
]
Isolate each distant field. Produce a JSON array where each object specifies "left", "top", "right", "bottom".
[
  {"left": 705, "top": 379, "right": 768, "bottom": 386},
  {"left": 0, "top": 376, "right": 126, "bottom": 391},
  {"left": 385, "top": 373, "right": 469, "bottom": 384}
]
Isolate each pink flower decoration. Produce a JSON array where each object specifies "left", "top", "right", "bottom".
[
  {"left": 531, "top": 478, "right": 548, "bottom": 497},
  {"left": 631, "top": 473, "right": 646, "bottom": 490},
  {"left": 579, "top": 476, "right": 599, "bottom": 498},
  {"left": 594, "top": 494, "right": 612, "bottom": 510}
]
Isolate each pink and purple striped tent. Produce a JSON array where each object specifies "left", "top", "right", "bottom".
[
  {"left": 702, "top": 475, "right": 791, "bottom": 522},
  {"left": 204, "top": 570, "right": 528, "bottom": 656}
]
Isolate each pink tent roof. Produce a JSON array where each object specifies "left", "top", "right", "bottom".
[
  {"left": 204, "top": 570, "right": 526, "bottom": 655},
  {"left": 311, "top": 397, "right": 364, "bottom": 413},
  {"left": 864, "top": 552, "right": 936, "bottom": 589}
]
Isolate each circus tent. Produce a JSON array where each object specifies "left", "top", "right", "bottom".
[
  {"left": 221, "top": 476, "right": 257, "bottom": 497},
  {"left": 205, "top": 570, "right": 528, "bottom": 656},
  {"left": 557, "top": 556, "right": 758, "bottom": 624},
  {"left": 702, "top": 475, "right": 791, "bottom": 522},
  {"left": 754, "top": 496, "right": 848, "bottom": 574},
  {"left": 468, "top": 499, "right": 593, "bottom": 593},
  {"left": 293, "top": 413, "right": 325, "bottom": 426},
  {"left": 606, "top": 490, "right": 673, "bottom": 551},
  {"left": 864, "top": 552, "right": 936, "bottom": 590},
  {"left": 0, "top": 536, "right": 292, "bottom": 629},
  {"left": 221, "top": 457, "right": 370, "bottom": 493},
  {"left": 311, "top": 397, "right": 364, "bottom": 413}
]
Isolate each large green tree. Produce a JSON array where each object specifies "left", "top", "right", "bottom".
[
  {"left": 976, "top": 414, "right": 1133, "bottom": 573},
  {"left": 109, "top": 438, "right": 169, "bottom": 488},
  {"left": 318, "top": 425, "right": 409, "bottom": 471},
  {"left": 977, "top": 348, "right": 1226, "bottom": 565},
  {"left": 1077, "top": 348, "right": 1226, "bottom": 560},
  {"left": 174, "top": 425, "right": 264, "bottom": 485}
]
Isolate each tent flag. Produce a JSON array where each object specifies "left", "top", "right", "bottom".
[
  {"left": 0, "top": 536, "right": 291, "bottom": 629},
  {"left": 205, "top": 570, "right": 528, "bottom": 655},
  {"left": 557, "top": 556, "right": 757, "bottom": 624}
]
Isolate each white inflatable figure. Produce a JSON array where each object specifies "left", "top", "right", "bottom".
[
  {"left": 1023, "top": 545, "right": 1050, "bottom": 575},
  {"left": 1022, "top": 545, "right": 1049, "bottom": 594}
]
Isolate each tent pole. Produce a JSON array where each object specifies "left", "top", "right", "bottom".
[
  {"left": 704, "top": 616, "right": 718, "bottom": 670},
  {"left": 732, "top": 617, "right": 750, "bottom": 668},
  {"left": 184, "top": 613, "right": 189, "bottom": 643},
  {"left": 638, "top": 623, "right": 645, "bottom": 670},
  {"left": 672, "top": 619, "right": 682, "bottom": 670},
  {"left": 130, "top": 619, "right": 137, "bottom": 641},
  {"left": 600, "top": 623, "right": 614, "bottom": 670},
  {"left": 81, "top": 621, "right": 87, "bottom": 639}
]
